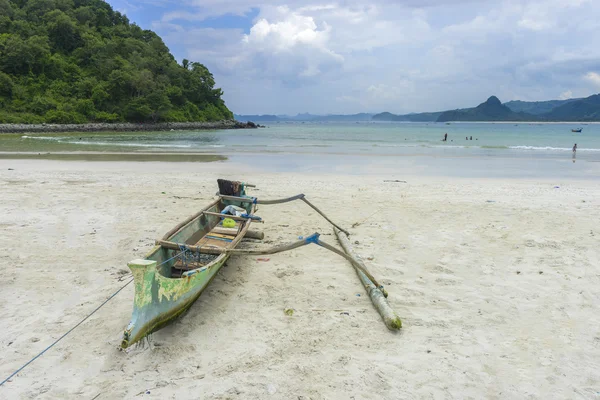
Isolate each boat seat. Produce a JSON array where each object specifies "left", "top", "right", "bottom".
[
  {"left": 172, "top": 220, "right": 242, "bottom": 274},
  {"left": 195, "top": 220, "right": 241, "bottom": 251}
]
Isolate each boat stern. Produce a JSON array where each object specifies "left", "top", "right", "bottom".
[{"left": 122, "top": 258, "right": 157, "bottom": 348}]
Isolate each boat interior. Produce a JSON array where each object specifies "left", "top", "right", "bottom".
[
  {"left": 169, "top": 213, "right": 245, "bottom": 278},
  {"left": 147, "top": 179, "right": 255, "bottom": 279}
]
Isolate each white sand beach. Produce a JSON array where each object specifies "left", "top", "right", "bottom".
[{"left": 1, "top": 159, "right": 599, "bottom": 399}]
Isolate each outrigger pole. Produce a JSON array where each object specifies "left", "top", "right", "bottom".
[
  {"left": 334, "top": 228, "right": 402, "bottom": 330},
  {"left": 159, "top": 190, "right": 401, "bottom": 330},
  {"left": 219, "top": 194, "right": 350, "bottom": 236},
  {"left": 157, "top": 233, "right": 380, "bottom": 289},
  {"left": 158, "top": 231, "right": 402, "bottom": 331}
]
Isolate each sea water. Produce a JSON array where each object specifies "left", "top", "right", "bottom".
[{"left": 1, "top": 122, "right": 599, "bottom": 178}]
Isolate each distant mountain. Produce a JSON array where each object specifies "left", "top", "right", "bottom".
[
  {"left": 371, "top": 112, "right": 396, "bottom": 121},
  {"left": 282, "top": 113, "right": 316, "bottom": 121},
  {"left": 310, "top": 113, "right": 374, "bottom": 122},
  {"left": 504, "top": 98, "right": 582, "bottom": 115},
  {"left": 237, "top": 93, "right": 600, "bottom": 124},
  {"left": 372, "top": 111, "right": 443, "bottom": 122},
  {"left": 437, "top": 96, "right": 537, "bottom": 122},
  {"left": 235, "top": 113, "right": 374, "bottom": 122},
  {"left": 542, "top": 94, "right": 600, "bottom": 121}
]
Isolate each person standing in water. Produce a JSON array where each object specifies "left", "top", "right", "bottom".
[
  {"left": 443, "top": 133, "right": 448, "bottom": 141},
  {"left": 573, "top": 143, "right": 577, "bottom": 153}
]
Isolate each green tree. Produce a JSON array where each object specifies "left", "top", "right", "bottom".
[
  {"left": 74, "top": 6, "right": 95, "bottom": 25},
  {"left": 145, "top": 90, "right": 171, "bottom": 122},
  {"left": 0, "top": 71, "right": 13, "bottom": 97},
  {"left": 0, "top": 34, "right": 50, "bottom": 74},
  {"left": 0, "top": 0, "right": 232, "bottom": 123},
  {"left": 46, "top": 11, "right": 82, "bottom": 52},
  {"left": 0, "top": 0, "right": 14, "bottom": 18}
]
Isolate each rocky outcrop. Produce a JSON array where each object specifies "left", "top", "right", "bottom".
[{"left": 0, "top": 120, "right": 261, "bottom": 134}]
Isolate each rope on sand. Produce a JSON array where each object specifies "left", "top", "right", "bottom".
[{"left": 0, "top": 251, "right": 185, "bottom": 387}]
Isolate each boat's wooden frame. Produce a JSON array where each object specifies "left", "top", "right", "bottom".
[
  {"left": 121, "top": 181, "right": 402, "bottom": 348},
  {"left": 121, "top": 195, "right": 254, "bottom": 349}
]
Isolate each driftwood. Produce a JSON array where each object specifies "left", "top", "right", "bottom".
[{"left": 334, "top": 228, "right": 402, "bottom": 331}]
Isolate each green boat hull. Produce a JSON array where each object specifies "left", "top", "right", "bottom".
[
  {"left": 121, "top": 251, "right": 229, "bottom": 348},
  {"left": 122, "top": 191, "right": 254, "bottom": 349}
]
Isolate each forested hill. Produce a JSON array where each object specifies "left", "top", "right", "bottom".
[{"left": 0, "top": 0, "right": 233, "bottom": 124}]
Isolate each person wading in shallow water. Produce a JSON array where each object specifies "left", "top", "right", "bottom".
[
  {"left": 573, "top": 143, "right": 577, "bottom": 153},
  {"left": 443, "top": 133, "right": 448, "bottom": 141}
]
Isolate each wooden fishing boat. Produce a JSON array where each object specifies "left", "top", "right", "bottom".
[
  {"left": 121, "top": 180, "right": 259, "bottom": 348},
  {"left": 572, "top": 128, "right": 582, "bottom": 132},
  {"left": 122, "top": 179, "right": 401, "bottom": 348}
]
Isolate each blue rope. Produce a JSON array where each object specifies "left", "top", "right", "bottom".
[
  {"left": 0, "top": 278, "right": 133, "bottom": 387},
  {"left": 0, "top": 250, "right": 184, "bottom": 387},
  {"left": 178, "top": 244, "right": 188, "bottom": 267}
]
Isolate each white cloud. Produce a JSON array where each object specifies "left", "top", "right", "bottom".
[
  {"left": 237, "top": 6, "right": 345, "bottom": 82},
  {"left": 584, "top": 72, "right": 600, "bottom": 88},
  {"left": 144, "top": 0, "right": 600, "bottom": 114},
  {"left": 559, "top": 90, "right": 573, "bottom": 100},
  {"left": 243, "top": 7, "right": 338, "bottom": 56}
]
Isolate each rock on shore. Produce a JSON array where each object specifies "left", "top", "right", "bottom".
[{"left": 0, "top": 120, "right": 260, "bottom": 134}]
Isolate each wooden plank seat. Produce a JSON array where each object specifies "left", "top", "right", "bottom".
[
  {"left": 172, "top": 220, "right": 242, "bottom": 274},
  {"left": 195, "top": 219, "right": 241, "bottom": 250}
]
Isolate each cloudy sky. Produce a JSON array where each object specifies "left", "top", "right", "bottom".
[{"left": 108, "top": 0, "right": 600, "bottom": 115}]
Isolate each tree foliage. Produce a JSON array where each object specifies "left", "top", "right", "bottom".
[{"left": 0, "top": 0, "right": 233, "bottom": 123}]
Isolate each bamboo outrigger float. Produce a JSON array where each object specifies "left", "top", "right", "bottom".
[{"left": 121, "top": 179, "right": 401, "bottom": 349}]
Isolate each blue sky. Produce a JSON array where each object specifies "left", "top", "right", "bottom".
[{"left": 106, "top": 0, "right": 600, "bottom": 115}]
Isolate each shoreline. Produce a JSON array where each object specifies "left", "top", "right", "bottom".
[
  {"left": 0, "top": 152, "right": 228, "bottom": 162},
  {"left": 0, "top": 120, "right": 260, "bottom": 134},
  {"left": 0, "top": 120, "right": 594, "bottom": 134},
  {"left": 2, "top": 156, "right": 599, "bottom": 181}
]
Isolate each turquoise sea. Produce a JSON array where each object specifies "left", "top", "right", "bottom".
[{"left": 1, "top": 122, "right": 599, "bottom": 178}]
